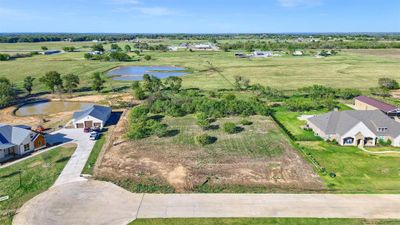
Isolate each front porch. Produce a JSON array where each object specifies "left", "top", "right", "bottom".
[{"left": 342, "top": 132, "right": 376, "bottom": 146}]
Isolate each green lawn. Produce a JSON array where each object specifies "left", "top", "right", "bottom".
[
  {"left": 82, "top": 132, "right": 107, "bottom": 174},
  {"left": 2, "top": 42, "right": 400, "bottom": 93},
  {"left": 298, "top": 141, "right": 400, "bottom": 193},
  {"left": 130, "top": 218, "right": 400, "bottom": 225},
  {"left": 0, "top": 146, "right": 76, "bottom": 225}
]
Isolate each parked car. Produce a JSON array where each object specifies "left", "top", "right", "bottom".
[
  {"left": 83, "top": 127, "right": 91, "bottom": 133},
  {"left": 89, "top": 131, "right": 100, "bottom": 140}
]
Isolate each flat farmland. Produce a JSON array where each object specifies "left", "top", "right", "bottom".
[{"left": 1, "top": 42, "right": 400, "bottom": 92}]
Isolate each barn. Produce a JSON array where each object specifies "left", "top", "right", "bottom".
[{"left": 72, "top": 105, "right": 111, "bottom": 129}]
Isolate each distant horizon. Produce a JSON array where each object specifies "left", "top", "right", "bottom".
[{"left": 1, "top": 32, "right": 400, "bottom": 35}]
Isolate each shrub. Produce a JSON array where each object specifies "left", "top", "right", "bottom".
[
  {"left": 240, "top": 119, "right": 252, "bottom": 126},
  {"left": 144, "top": 55, "right": 152, "bottom": 61},
  {"left": 378, "top": 78, "right": 399, "bottom": 90},
  {"left": 378, "top": 138, "right": 392, "bottom": 146},
  {"left": 223, "top": 122, "right": 238, "bottom": 134},
  {"left": 195, "top": 134, "right": 216, "bottom": 146}
]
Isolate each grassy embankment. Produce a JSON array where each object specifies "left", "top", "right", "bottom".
[{"left": 0, "top": 146, "right": 76, "bottom": 225}]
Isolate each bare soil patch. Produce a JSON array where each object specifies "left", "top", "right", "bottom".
[{"left": 95, "top": 114, "right": 324, "bottom": 193}]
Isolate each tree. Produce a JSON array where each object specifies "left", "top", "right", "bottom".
[
  {"left": 91, "top": 44, "right": 105, "bottom": 52},
  {"left": 223, "top": 122, "right": 238, "bottom": 134},
  {"left": 39, "top": 71, "right": 63, "bottom": 93},
  {"left": 23, "top": 76, "right": 35, "bottom": 95},
  {"left": 164, "top": 76, "right": 182, "bottom": 92},
  {"left": 62, "top": 46, "right": 75, "bottom": 52},
  {"left": 142, "top": 74, "right": 162, "bottom": 93},
  {"left": 196, "top": 112, "right": 210, "bottom": 130},
  {"left": 63, "top": 73, "right": 80, "bottom": 96},
  {"left": 131, "top": 81, "right": 146, "bottom": 100},
  {"left": 0, "top": 77, "right": 15, "bottom": 107},
  {"left": 144, "top": 55, "right": 152, "bottom": 61},
  {"left": 41, "top": 46, "right": 48, "bottom": 51},
  {"left": 378, "top": 78, "right": 399, "bottom": 90},
  {"left": 234, "top": 76, "right": 250, "bottom": 90},
  {"left": 124, "top": 45, "right": 132, "bottom": 52},
  {"left": 110, "top": 43, "right": 122, "bottom": 51},
  {"left": 91, "top": 72, "right": 106, "bottom": 92},
  {"left": 0, "top": 53, "right": 10, "bottom": 61}
]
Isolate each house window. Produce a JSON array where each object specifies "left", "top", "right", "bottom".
[
  {"left": 377, "top": 127, "right": 388, "bottom": 132},
  {"left": 24, "top": 144, "right": 30, "bottom": 151}
]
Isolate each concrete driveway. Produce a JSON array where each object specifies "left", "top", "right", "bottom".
[{"left": 46, "top": 128, "right": 95, "bottom": 186}]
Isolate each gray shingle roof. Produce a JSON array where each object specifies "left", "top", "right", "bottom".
[
  {"left": 73, "top": 105, "right": 111, "bottom": 123},
  {"left": 0, "top": 124, "right": 32, "bottom": 148},
  {"left": 308, "top": 110, "right": 400, "bottom": 138}
]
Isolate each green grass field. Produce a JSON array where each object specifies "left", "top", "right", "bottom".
[
  {"left": 298, "top": 141, "right": 400, "bottom": 193},
  {"left": 1, "top": 42, "right": 400, "bottom": 93},
  {"left": 0, "top": 146, "right": 76, "bottom": 225},
  {"left": 130, "top": 218, "right": 400, "bottom": 225}
]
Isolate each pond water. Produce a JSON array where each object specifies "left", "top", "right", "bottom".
[
  {"left": 107, "top": 66, "right": 188, "bottom": 81},
  {"left": 15, "top": 101, "right": 93, "bottom": 117}
]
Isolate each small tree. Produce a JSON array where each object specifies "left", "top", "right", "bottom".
[
  {"left": 144, "top": 55, "right": 152, "bottom": 61},
  {"left": 234, "top": 76, "right": 250, "bottom": 90},
  {"left": 39, "top": 71, "right": 63, "bottom": 93},
  {"left": 91, "top": 72, "right": 106, "bottom": 93},
  {"left": 63, "top": 73, "right": 80, "bottom": 96},
  {"left": 0, "top": 78, "right": 15, "bottom": 107},
  {"left": 195, "top": 134, "right": 216, "bottom": 146},
  {"left": 378, "top": 78, "right": 399, "bottom": 90},
  {"left": 91, "top": 44, "right": 105, "bottom": 52},
  {"left": 223, "top": 122, "right": 238, "bottom": 134},
  {"left": 23, "top": 76, "right": 35, "bottom": 95},
  {"left": 131, "top": 81, "right": 146, "bottom": 100},
  {"left": 124, "top": 45, "right": 132, "bottom": 52},
  {"left": 142, "top": 74, "right": 162, "bottom": 93},
  {"left": 196, "top": 112, "right": 210, "bottom": 130},
  {"left": 41, "top": 46, "right": 48, "bottom": 51}
]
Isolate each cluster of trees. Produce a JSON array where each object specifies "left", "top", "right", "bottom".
[
  {"left": 127, "top": 105, "right": 169, "bottom": 139},
  {"left": 84, "top": 44, "right": 131, "bottom": 61},
  {"left": 38, "top": 71, "right": 80, "bottom": 95},
  {"left": 233, "top": 76, "right": 284, "bottom": 99},
  {"left": 369, "top": 77, "right": 399, "bottom": 97},
  {"left": 133, "top": 42, "right": 169, "bottom": 51},
  {"left": 0, "top": 53, "right": 10, "bottom": 61},
  {"left": 131, "top": 74, "right": 182, "bottom": 100},
  {"left": 0, "top": 52, "right": 39, "bottom": 61},
  {"left": 285, "top": 85, "right": 363, "bottom": 111},
  {"left": 0, "top": 33, "right": 136, "bottom": 43},
  {"left": 218, "top": 40, "right": 400, "bottom": 52}
]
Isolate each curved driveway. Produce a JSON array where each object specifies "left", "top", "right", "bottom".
[{"left": 13, "top": 129, "right": 400, "bottom": 225}]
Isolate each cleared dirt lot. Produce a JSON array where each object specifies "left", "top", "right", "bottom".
[{"left": 95, "top": 115, "right": 324, "bottom": 193}]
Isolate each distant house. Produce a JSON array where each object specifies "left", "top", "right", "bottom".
[
  {"left": 89, "top": 50, "right": 103, "bottom": 55},
  {"left": 234, "top": 52, "right": 247, "bottom": 58},
  {"left": 307, "top": 110, "right": 400, "bottom": 147},
  {"left": 252, "top": 51, "right": 273, "bottom": 58},
  {"left": 40, "top": 50, "right": 61, "bottom": 55},
  {"left": 354, "top": 96, "right": 400, "bottom": 118},
  {"left": 72, "top": 105, "right": 112, "bottom": 129},
  {"left": 293, "top": 50, "right": 303, "bottom": 56},
  {"left": 0, "top": 124, "right": 46, "bottom": 162},
  {"left": 190, "top": 43, "right": 218, "bottom": 51},
  {"left": 168, "top": 46, "right": 179, "bottom": 51}
]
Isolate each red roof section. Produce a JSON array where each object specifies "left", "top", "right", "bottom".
[{"left": 355, "top": 96, "right": 397, "bottom": 113}]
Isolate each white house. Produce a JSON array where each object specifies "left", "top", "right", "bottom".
[
  {"left": 0, "top": 124, "right": 46, "bottom": 162},
  {"left": 307, "top": 110, "right": 400, "bottom": 147},
  {"left": 293, "top": 50, "right": 304, "bottom": 56},
  {"left": 252, "top": 51, "right": 273, "bottom": 58},
  {"left": 72, "top": 105, "right": 112, "bottom": 129}
]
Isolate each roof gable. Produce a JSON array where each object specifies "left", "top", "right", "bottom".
[
  {"left": 0, "top": 124, "right": 32, "bottom": 146},
  {"left": 73, "top": 105, "right": 111, "bottom": 122}
]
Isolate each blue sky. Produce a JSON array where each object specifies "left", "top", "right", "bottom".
[{"left": 0, "top": 0, "right": 399, "bottom": 33}]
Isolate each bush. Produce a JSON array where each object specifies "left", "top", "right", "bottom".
[
  {"left": 240, "top": 119, "right": 252, "bottom": 126},
  {"left": 144, "top": 55, "right": 152, "bottom": 61},
  {"left": 223, "top": 122, "right": 238, "bottom": 134},
  {"left": 195, "top": 134, "right": 216, "bottom": 146},
  {"left": 378, "top": 138, "right": 392, "bottom": 146},
  {"left": 378, "top": 78, "right": 399, "bottom": 90}
]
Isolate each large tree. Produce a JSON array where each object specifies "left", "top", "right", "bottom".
[
  {"left": 63, "top": 73, "right": 80, "bottom": 96},
  {"left": 91, "top": 72, "right": 106, "bottom": 92},
  {"left": 23, "top": 76, "right": 35, "bottom": 95},
  {"left": 164, "top": 76, "right": 182, "bottom": 92},
  {"left": 39, "top": 71, "right": 63, "bottom": 93},
  {"left": 124, "top": 44, "right": 132, "bottom": 52},
  {"left": 142, "top": 74, "right": 162, "bottom": 93},
  {"left": 91, "top": 43, "right": 105, "bottom": 52},
  {"left": 0, "top": 77, "right": 15, "bottom": 107}
]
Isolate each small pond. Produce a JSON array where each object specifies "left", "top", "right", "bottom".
[
  {"left": 15, "top": 101, "right": 94, "bottom": 117},
  {"left": 107, "top": 66, "right": 188, "bottom": 81}
]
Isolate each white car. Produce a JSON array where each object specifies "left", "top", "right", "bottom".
[{"left": 89, "top": 132, "right": 100, "bottom": 141}]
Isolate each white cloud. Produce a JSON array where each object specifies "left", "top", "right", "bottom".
[
  {"left": 134, "top": 7, "right": 174, "bottom": 16},
  {"left": 277, "top": 0, "right": 322, "bottom": 8},
  {"left": 111, "top": 0, "right": 141, "bottom": 5}
]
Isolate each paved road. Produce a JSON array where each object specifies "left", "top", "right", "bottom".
[{"left": 46, "top": 128, "right": 95, "bottom": 186}]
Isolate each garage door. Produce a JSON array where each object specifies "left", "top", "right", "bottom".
[
  {"left": 94, "top": 122, "right": 102, "bottom": 128},
  {"left": 76, "top": 123, "right": 84, "bottom": 128},
  {"left": 84, "top": 121, "right": 93, "bottom": 128}
]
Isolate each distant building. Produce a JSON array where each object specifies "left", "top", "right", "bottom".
[
  {"left": 190, "top": 43, "right": 218, "bottom": 51},
  {"left": 0, "top": 124, "right": 46, "bottom": 162},
  {"left": 252, "top": 51, "right": 273, "bottom": 58},
  {"left": 168, "top": 46, "right": 179, "bottom": 51},
  {"left": 307, "top": 110, "right": 400, "bottom": 147},
  {"left": 89, "top": 51, "right": 103, "bottom": 55},
  {"left": 354, "top": 96, "right": 400, "bottom": 118},
  {"left": 40, "top": 50, "right": 61, "bottom": 55},
  {"left": 234, "top": 52, "right": 247, "bottom": 58},
  {"left": 72, "top": 105, "right": 112, "bottom": 129},
  {"left": 293, "top": 50, "right": 304, "bottom": 56}
]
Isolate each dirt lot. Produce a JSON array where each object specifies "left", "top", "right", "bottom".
[{"left": 95, "top": 115, "right": 324, "bottom": 193}]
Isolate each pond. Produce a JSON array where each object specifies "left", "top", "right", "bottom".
[
  {"left": 15, "top": 101, "right": 94, "bottom": 117},
  {"left": 107, "top": 66, "right": 188, "bottom": 81}
]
